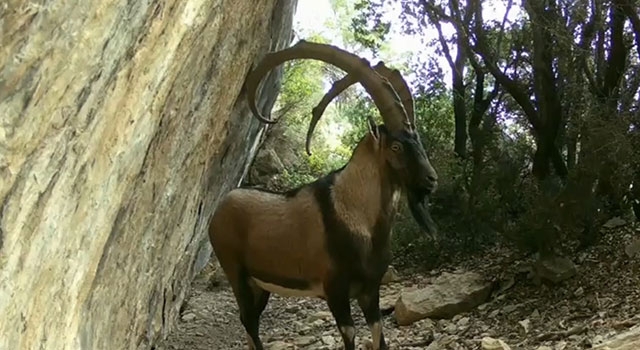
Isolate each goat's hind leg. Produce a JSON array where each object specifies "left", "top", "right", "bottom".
[
  {"left": 357, "top": 287, "right": 387, "bottom": 350},
  {"left": 229, "top": 271, "right": 269, "bottom": 350}
]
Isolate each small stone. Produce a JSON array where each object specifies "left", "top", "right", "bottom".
[
  {"left": 568, "top": 334, "right": 583, "bottom": 342},
  {"left": 309, "top": 311, "right": 332, "bottom": 321},
  {"left": 592, "top": 334, "right": 604, "bottom": 345},
  {"left": 312, "top": 319, "right": 326, "bottom": 328},
  {"left": 379, "top": 293, "right": 398, "bottom": 312},
  {"left": 427, "top": 335, "right": 455, "bottom": 349},
  {"left": 181, "top": 312, "right": 196, "bottom": 321},
  {"left": 298, "top": 326, "right": 312, "bottom": 335},
  {"left": 285, "top": 304, "right": 300, "bottom": 313},
  {"left": 444, "top": 322, "right": 457, "bottom": 334},
  {"left": 381, "top": 266, "right": 401, "bottom": 284},
  {"left": 321, "top": 336, "right": 336, "bottom": 347},
  {"left": 518, "top": 318, "right": 531, "bottom": 334},
  {"left": 481, "top": 337, "right": 511, "bottom": 350},
  {"left": 603, "top": 217, "right": 626, "bottom": 228},
  {"left": 415, "top": 318, "right": 437, "bottom": 330},
  {"left": 502, "top": 304, "right": 518, "bottom": 314},
  {"left": 531, "top": 309, "right": 541, "bottom": 318},
  {"left": 624, "top": 239, "right": 640, "bottom": 258},
  {"left": 456, "top": 317, "right": 470, "bottom": 327},
  {"left": 266, "top": 340, "right": 292, "bottom": 350},
  {"left": 574, "top": 286, "right": 585, "bottom": 297},
  {"left": 555, "top": 340, "right": 567, "bottom": 350},
  {"left": 497, "top": 276, "right": 515, "bottom": 293},
  {"left": 294, "top": 336, "right": 317, "bottom": 346}
]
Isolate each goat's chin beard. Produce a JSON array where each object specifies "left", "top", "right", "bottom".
[{"left": 407, "top": 189, "right": 438, "bottom": 239}]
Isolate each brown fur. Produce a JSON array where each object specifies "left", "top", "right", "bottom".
[{"left": 210, "top": 186, "right": 332, "bottom": 289}]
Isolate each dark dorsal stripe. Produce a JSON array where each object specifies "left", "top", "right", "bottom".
[
  {"left": 311, "top": 171, "right": 362, "bottom": 278},
  {"left": 311, "top": 167, "right": 393, "bottom": 284}
]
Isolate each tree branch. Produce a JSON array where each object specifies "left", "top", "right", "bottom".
[
  {"left": 428, "top": 11, "right": 455, "bottom": 68},
  {"left": 423, "top": 0, "right": 469, "bottom": 158},
  {"left": 471, "top": 41, "right": 541, "bottom": 130},
  {"left": 619, "top": 0, "right": 640, "bottom": 58},
  {"left": 600, "top": 0, "right": 628, "bottom": 107}
]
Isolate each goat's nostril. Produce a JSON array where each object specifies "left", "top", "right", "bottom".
[{"left": 427, "top": 174, "right": 438, "bottom": 183}]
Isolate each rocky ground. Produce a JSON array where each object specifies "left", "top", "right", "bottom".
[{"left": 156, "top": 219, "right": 640, "bottom": 350}]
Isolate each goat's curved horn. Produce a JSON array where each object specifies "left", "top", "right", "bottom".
[
  {"left": 305, "top": 61, "right": 415, "bottom": 155},
  {"left": 245, "top": 40, "right": 409, "bottom": 140},
  {"left": 306, "top": 73, "right": 359, "bottom": 155}
]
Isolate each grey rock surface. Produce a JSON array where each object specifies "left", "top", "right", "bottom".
[{"left": 0, "top": 0, "right": 296, "bottom": 348}]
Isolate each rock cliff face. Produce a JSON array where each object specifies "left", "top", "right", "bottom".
[{"left": 0, "top": 0, "right": 296, "bottom": 348}]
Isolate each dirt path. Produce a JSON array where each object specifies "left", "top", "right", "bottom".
[{"left": 157, "top": 223, "right": 640, "bottom": 350}]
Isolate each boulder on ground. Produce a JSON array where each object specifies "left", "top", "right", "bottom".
[
  {"left": 394, "top": 271, "right": 494, "bottom": 326},
  {"left": 533, "top": 255, "right": 577, "bottom": 284}
]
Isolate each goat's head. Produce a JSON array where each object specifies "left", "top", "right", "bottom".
[
  {"left": 244, "top": 39, "right": 439, "bottom": 236},
  {"left": 372, "top": 121, "right": 439, "bottom": 236}
]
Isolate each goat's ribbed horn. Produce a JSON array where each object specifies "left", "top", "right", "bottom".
[
  {"left": 244, "top": 40, "right": 409, "bottom": 141},
  {"left": 381, "top": 65, "right": 415, "bottom": 128},
  {"left": 305, "top": 61, "right": 415, "bottom": 154}
]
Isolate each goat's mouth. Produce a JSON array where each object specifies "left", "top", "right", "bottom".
[
  {"left": 423, "top": 181, "right": 437, "bottom": 195},
  {"left": 406, "top": 188, "right": 438, "bottom": 238}
]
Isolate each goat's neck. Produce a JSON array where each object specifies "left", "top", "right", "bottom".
[{"left": 331, "top": 142, "right": 401, "bottom": 236}]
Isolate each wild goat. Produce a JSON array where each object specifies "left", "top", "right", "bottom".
[{"left": 208, "top": 40, "right": 439, "bottom": 350}]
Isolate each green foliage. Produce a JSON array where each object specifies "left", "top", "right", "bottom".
[
  {"left": 277, "top": 58, "right": 325, "bottom": 129},
  {"left": 413, "top": 92, "right": 455, "bottom": 151},
  {"left": 351, "top": 0, "right": 391, "bottom": 53}
]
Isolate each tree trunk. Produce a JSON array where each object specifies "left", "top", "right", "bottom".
[
  {"left": 525, "top": 0, "right": 567, "bottom": 180},
  {"left": 453, "top": 38, "right": 468, "bottom": 158}
]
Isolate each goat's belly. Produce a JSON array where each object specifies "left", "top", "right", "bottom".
[{"left": 251, "top": 277, "right": 326, "bottom": 299}]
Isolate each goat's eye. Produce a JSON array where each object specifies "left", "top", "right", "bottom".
[{"left": 391, "top": 143, "right": 402, "bottom": 152}]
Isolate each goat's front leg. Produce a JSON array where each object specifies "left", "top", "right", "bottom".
[
  {"left": 357, "top": 287, "right": 387, "bottom": 350},
  {"left": 325, "top": 282, "right": 356, "bottom": 350}
]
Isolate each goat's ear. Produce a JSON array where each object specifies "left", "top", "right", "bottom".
[{"left": 366, "top": 115, "right": 379, "bottom": 140}]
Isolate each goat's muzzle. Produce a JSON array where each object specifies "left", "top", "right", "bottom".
[{"left": 421, "top": 177, "right": 438, "bottom": 195}]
